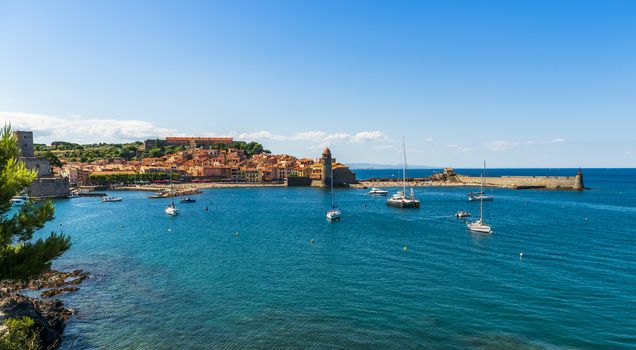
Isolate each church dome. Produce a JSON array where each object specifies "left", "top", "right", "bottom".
[{"left": 322, "top": 147, "right": 331, "bottom": 157}]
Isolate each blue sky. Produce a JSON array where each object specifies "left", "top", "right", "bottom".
[{"left": 1, "top": 0, "right": 635, "bottom": 167}]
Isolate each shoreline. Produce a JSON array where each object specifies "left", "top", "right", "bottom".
[
  {"left": 107, "top": 180, "right": 569, "bottom": 192},
  {"left": 0, "top": 270, "right": 89, "bottom": 349}
]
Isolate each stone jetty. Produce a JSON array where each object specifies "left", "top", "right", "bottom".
[{"left": 353, "top": 168, "right": 585, "bottom": 191}]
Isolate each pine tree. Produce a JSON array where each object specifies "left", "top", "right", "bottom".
[{"left": 0, "top": 125, "right": 71, "bottom": 280}]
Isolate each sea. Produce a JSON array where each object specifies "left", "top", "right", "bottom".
[{"left": 30, "top": 168, "right": 635, "bottom": 349}]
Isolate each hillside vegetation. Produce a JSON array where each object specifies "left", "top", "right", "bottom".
[{"left": 33, "top": 140, "right": 270, "bottom": 163}]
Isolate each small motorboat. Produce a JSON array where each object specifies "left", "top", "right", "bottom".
[
  {"left": 455, "top": 210, "right": 471, "bottom": 218},
  {"left": 467, "top": 191, "right": 494, "bottom": 201},
  {"left": 10, "top": 195, "right": 28, "bottom": 206},
  {"left": 180, "top": 197, "right": 196, "bottom": 203},
  {"left": 101, "top": 196, "right": 123, "bottom": 202},
  {"left": 368, "top": 187, "right": 389, "bottom": 196},
  {"left": 326, "top": 208, "right": 342, "bottom": 221}
]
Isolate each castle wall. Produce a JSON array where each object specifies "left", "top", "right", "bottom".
[
  {"left": 20, "top": 157, "right": 52, "bottom": 176},
  {"left": 28, "top": 177, "right": 70, "bottom": 198}
]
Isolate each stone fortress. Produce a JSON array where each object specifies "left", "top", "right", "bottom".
[{"left": 15, "top": 131, "right": 70, "bottom": 198}]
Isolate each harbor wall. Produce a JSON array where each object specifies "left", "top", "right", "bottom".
[
  {"left": 286, "top": 176, "right": 312, "bottom": 186},
  {"left": 456, "top": 175, "right": 578, "bottom": 190}
]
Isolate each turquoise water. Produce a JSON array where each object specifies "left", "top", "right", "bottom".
[{"left": 36, "top": 169, "right": 636, "bottom": 349}]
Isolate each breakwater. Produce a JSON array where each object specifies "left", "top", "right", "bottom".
[{"left": 353, "top": 170, "right": 585, "bottom": 190}]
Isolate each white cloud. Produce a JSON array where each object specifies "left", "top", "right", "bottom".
[
  {"left": 1, "top": 111, "right": 176, "bottom": 143},
  {"left": 484, "top": 140, "right": 519, "bottom": 151},
  {"left": 542, "top": 138, "right": 566, "bottom": 144},
  {"left": 291, "top": 131, "right": 327, "bottom": 141},
  {"left": 350, "top": 131, "right": 387, "bottom": 143},
  {"left": 425, "top": 138, "right": 434, "bottom": 142},
  {"left": 237, "top": 131, "right": 287, "bottom": 141},
  {"left": 1, "top": 111, "right": 391, "bottom": 148},
  {"left": 237, "top": 129, "right": 388, "bottom": 147},
  {"left": 447, "top": 144, "right": 475, "bottom": 153}
]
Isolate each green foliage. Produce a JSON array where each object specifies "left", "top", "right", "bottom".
[
  {"left": 231, "top": 141, "right": 270, "bottom": 157},
  {"left": 0, "top": 316, "right": 40, "bottom": 350},
  {"left": 41, "top": 141, "right": 142, "bottom": 162},
  {"left": 140, "top": 145, "right": 180, "bottom": 159},
  {"left": 36, "top": 151, "right": 62, "bottom": 168},
  {"left": 88, "top": 172, "right": 180, "bottom": 185},
  {"left": 0, "top": 125, "right": 71, "bottom": 280}
]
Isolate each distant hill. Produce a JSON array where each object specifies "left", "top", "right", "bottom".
[{"left": 347, "top": 163, "right": 439, "bottom": 170}]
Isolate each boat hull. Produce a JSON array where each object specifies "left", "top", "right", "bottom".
[
  {"left": 467, "top": 222, "right": 492, "bottom": 233},
  {"left": 386, "top": 199, "right": 420, "bottom": 208},
  {"left": 165, "top": 208, "right": 179, "bottom": 216},
  {"left": 326, "top": 210, "right": 342, "bottom": 221}
]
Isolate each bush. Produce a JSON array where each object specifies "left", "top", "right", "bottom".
[{"left": 0, "top": 316, "right": 40, "bottom": 350}]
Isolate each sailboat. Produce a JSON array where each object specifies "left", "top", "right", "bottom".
[
  {"left": 387, "top": 138, "right": 420, "bottom": 208},
  {"left": 326, "top": 159, "right": 342, "bottom": 221},
  {"left": 165, "top": 167, "right": 179, "bottom": 216},
  {"left": 467, "top": 161, "right": 492, "bottom": 233}
]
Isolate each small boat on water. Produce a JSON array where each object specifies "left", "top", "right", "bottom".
[
  {"left": 10, "top": 195, "right": 29, "bottom": 206},
  {"left": 165, "top": 168, "right": 179, "bottom": 216},
  {"left": 387, "top": 138, "right": 420, "bottom": 209},
  {"left": 102, "top": 196, "right": 123, "bottom": 202},
  {"left": 180, "top": 197, "right": 196, "bottom": 203},
  {"left": 165, "top": 203, "right": 179, "bottom": 216},
  {"left": 368, "top": 187, "right": 389, "bottom": 196},
  {"left": 467, "top": 161, "right": 492, "bottom": 234},
  {"left": 468, "top": 191, "right": 494, "bottom": 201},
  {"left": 387, "top": 189, "right": 420, "bottom": 208},
  {"left": 326, "top": 208, "right": 342, "bottom": 221},
  {"left": 455, "top": 210, "right": 471, "bottom": 218},
  {"left": 467, "top": 219, "right": 492, "bottom": 233},
  {"left": 326, "top": 152, "right": 342, "bottom": 221}
]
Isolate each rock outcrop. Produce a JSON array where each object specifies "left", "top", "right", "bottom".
[{"left": 0, "top": 270, "right": 88, "bottom": 349}]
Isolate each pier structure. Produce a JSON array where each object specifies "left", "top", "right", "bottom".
[{"left": 355, "top": 168, "right": 586, "bottom": 191}]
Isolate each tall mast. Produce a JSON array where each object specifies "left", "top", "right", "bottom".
[
  {"left": 170, "top": 167, "right": 175, "bottom": 206},
  {"left": 480, "top": 160, "right": 484, "bottom": 221},
  {"left": 330, "top": 159, "right": 334, "bottom": 209},
  {"left": 402, "top": 137, "right": 407, "bottom": 195}
]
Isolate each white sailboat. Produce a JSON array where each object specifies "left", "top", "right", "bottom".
[
  {"left": 387, "top": 138, "right": 420, "bottom": 208},
  {"left": 326, "top": 158, "right": 342, "bottom": 221},
  {"left": 165, "top": 168, "right": 179, "bottom": 216},
  {"left": 467, "top": 161, "right": 492, "bottom": 233}
]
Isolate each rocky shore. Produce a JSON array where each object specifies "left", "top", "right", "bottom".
[{"left": 0, "top": 270, "right": 88, "bottom": 349}]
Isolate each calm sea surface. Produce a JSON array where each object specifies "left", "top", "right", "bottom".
[{"left": 34, "top": 169, "right": 635, "bottom": 349}]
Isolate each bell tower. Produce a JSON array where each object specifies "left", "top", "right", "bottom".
[{"left": 320, "top": 147, "right": 332, "bottom": 188}]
